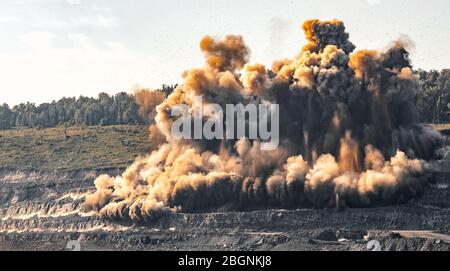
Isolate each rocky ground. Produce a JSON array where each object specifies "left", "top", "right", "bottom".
[
  {"left": 0, "top": 162, "right": 448, "bottom": 251},
  {"left": 0, "top": 128, "right": 449, "bottom": 251}
]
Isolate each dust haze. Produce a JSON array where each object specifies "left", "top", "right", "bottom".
[{"left": 84, "top": 19, "right": 443, "bottom": 221}]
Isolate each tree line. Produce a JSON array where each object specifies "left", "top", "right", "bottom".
[
  {"left": 0, "top": 70, "right": 449, "bottom": 130},
  {"left": 0, "top": 84, "right": 175, "bottom": 130},
  {"left": 417, "top": 69, "right": 450, "bottom": 124}
]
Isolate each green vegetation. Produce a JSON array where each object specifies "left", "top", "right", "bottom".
[
  {"left": 0, "top": 70, "right": 448, "bottom": 129},
  {"left": 417, "top": 69, "right": 450, "bottom": 123},
  {"left": 0, "top": 84, "right": 175, "bottom": 130},
  {"left": 0, "top": 125, "right": 152, "bottom": 172},
  {"left": 0, "top": 69, "right": 448, "bottom": 172}
]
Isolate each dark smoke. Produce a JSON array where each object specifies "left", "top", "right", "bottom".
[{"left": 84, "top": 19, "right": 442, "bottom": 222}]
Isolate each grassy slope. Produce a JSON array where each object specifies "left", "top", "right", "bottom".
[
  {"left": 0, "top": 125, "right": 152, "bottom": 172},
  {"left": 0, "top": 124, "right": 447, "bottom": 172}
]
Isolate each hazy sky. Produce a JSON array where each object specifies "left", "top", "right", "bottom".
[{"left": 0, "top": 0, "right": 449, "bottom": 105}]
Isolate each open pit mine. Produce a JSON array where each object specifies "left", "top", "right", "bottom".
[{"left": 0, "top": 19, "right": 449, "bottom": 251}]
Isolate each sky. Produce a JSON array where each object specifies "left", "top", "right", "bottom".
[{"left": 0, "top": 0, "right": 449, "bottom": 106}]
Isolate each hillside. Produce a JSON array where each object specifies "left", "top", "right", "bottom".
[
  {"left": 0, "top": 124, "right": 448, "bottom": 172},
  {"left": 0, "top": 125, "right": 151, "bottom": 172},
  {"left": 0, "top": 125, "right": 448, "bottom": 250}
]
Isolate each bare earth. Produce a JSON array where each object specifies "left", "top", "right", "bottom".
[{"left": 0, "top": 126, "right": 448, "bottom": 251}]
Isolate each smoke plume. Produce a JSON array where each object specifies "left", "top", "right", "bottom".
[{"left": 84, "top": 19, "right": 442, "bottom": 221}]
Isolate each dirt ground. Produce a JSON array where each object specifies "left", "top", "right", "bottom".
[{"left": 0, "top": 165, "right": 448, "bottom": 251}]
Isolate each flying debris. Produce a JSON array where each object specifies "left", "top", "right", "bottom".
[{"left": 84, "top": 19, "right": 442, "bottom": 221}]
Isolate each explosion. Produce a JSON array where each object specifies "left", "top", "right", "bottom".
[{"left": 84, "top": 19, "right": 442, "bottom": 221}]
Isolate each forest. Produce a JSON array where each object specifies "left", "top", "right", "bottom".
[
  {"left": 0, "top": 69, "right": 449, "bottom": 130},
  {"left": 0, "top": 84, "right": 175, "bottom": 129}
]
